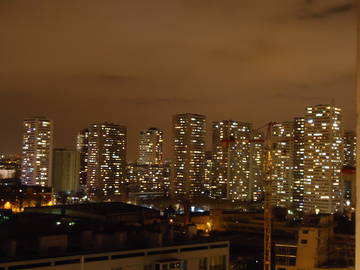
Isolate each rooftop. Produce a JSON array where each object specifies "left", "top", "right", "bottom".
[{"left": 25, "top": 202, "right": 160, "bottom": 216}]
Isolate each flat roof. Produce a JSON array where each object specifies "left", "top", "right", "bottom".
[{"left": 25, "top": 202, "right": 159, "bottom": 216}]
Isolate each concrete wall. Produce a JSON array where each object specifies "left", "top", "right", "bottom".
[{"left": 52, "top": 149, "right": 80, "bottom": 193}]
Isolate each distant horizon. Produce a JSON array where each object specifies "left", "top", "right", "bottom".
[{"left": 2, "top": 102, "right": 355, "bottom": 161}]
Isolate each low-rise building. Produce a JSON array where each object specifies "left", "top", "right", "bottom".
[
  {"left": 127, "top": 163, "right": 171, "bottom": 195},
  {"left": 24, "top": 202, "right": 161, "bottom": 225},
  {"left": 210, "top": 209, "right": 298, "bottom": 237},
  {"left": 0, "top": 241, "right": 229, "bottom": 270},
  {"left": 0, "top": 178, "right": 53, "bottom": 212},
  {"left": 275, "top": 215, "right": 354, "bottom": 270},
  {"left": 0, "top": 201, "right": 229, "bottom": 270},
  {"left": 0, "top": 154, "right": 21, "bottom": 179}
]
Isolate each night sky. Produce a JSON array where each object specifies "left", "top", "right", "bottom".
[{"left": 0, "top": 0, "right": 356, "bottom": 160}]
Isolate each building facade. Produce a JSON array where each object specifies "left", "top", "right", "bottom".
[
  {"left": 21, "top": 117, "right": 53, "bottom": 187},
  {"left": 172, "top": 114, "right": 206, "bottom": 198},
  {"left": 275, "top": 215, "right": 354, "bottom": 270},
  {"left": 249, "top": 130, "right": 264, "bottom": 202},
  {"left": 271, "top": 122, "right": 294, "bottom": 208},
  {"left": 138, "top": 128, "right": 163, "bottom": 165},
  {"left": 303, "top": 105, "right": 344, "bottom": 214},
  {"left": 211, "top": 120, "right": 252, "bottom": 201},
  {"left": 204, "top": 151, "right": 213, "bottom": 196},
  {"left": 127, "top": 162, "right": 171, "bottom": 195},
  {"left": 52, "top": 149, "right": 80, "bottom": 193},
  {"left": 293, "top": 117, "right": 305, "bottom": 213},
  {"left": 343, "top": 131, "right": 356, "bottom": 168},
  {"left": 0, "top": 241, "right": 229, "bottom": 270},
  {"left": 76, "top": 128, "right": 89, "bottom": 188},
  {"left": 86, "top": 123, "right": 127, "bottom": 199}
]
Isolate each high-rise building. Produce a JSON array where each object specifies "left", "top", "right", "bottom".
[
  {"left": 271, "top": 122, "right": 294, "bottom": 208},
  {"left": 86, "top": 123, "right": 127, "bottom": 199},
  {"left": 52, "top": 149, "right": 80, "bottom": 193},
  {"left": 342, "top": 167, "right": 356, "bottom": 208},
  {"left": 204, "top": 151, "right": 213, "bottom": 196},
  {"left": 342, "top": 131, "right": 356, "bottom": 210},
  {"left": 172, "top": 113, "right": 206, "bottom": 198},
  {"left": 212, "top": 120, "right": 252, "bottom": 201},
  {"left": 76, "top": 128, "right": 89, "bottom": 188},
  {"left": 138, "top": 128, "right": 163, "bottom": 165},
  {"left": 249, "top": 130, "right": 264, "bottom": 202},
  {"left": 127, "top": 162, "right": 171, "bottom": 195},
  {"left": 293, "top": 117, "right": 305, "bottom": 213},
  {"left": 21, "top": 117, "right": 53, "bottom": 187},
  {"left": 343, "top": 131, "right": 356, "bottom": 168},
  {"left": 303, "top": 105, "right": 344, "bottom": 214}
]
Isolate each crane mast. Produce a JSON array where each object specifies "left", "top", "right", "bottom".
[
  {"left": 263, "top": 122, "right": 274, "bottom": 270},
  {"left": 221, "top": 122, "right": 274, "bottom": 270}
]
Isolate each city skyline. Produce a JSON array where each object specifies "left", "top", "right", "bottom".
[
  {"left": 0, "top": 0, "right": 356, "bottom": 160},
  {"left": 12, "top": 104, "right": 352, "bottom": 214},
  {"left": 1, "top": 106, "right": 356, "bottom": 161},
  {"left": 0, "top": 1, "right": 358, "bottom": 269}
]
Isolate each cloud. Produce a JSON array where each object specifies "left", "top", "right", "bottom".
[
  {"left": 301, "top": 0, "right": 355, "bottom": 18},
  {"left": 0, "top": 0, "right": 356, "bottom": 157},
  {"left": 118, "top": 97, "right": 199, "bottom": 105},
  {"left": 310, "top": 3, "right": 354, "bottom": 18},
  {"left": 272, "top": 90, "right": 327, "bottom": 102}
]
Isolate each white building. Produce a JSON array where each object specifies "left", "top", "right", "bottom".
[
  {"left": 172, "top": 113, "right": 206, "bottom": 198},
  {"left": 0, "top": 169, "right": 15, "bottom": 179},
  {"left": 204, "top": 151, "right": 213, "bottom": 195},
  {"left": 21, "top": 117, "right": 53, "bottom": 187},
  {"left": 127, "top": 162, "right": 170, "bottom": 194},
  {"left": 76, "top": 128, "right": 89, "bottom": 187},
  {"left": 249, "top": 130, "right": 264, "bottom": 202},
  {"left": 86, "top": 123, "right": 127, "bottom": 199},
  {"left": 211, "top": 120, "right": 252, "bottom": 201},
  {"left": 275, "top": 215, "right": 354, "bottom": 270},
  {"left": 271, "top": 121, "right": 294, "bottom": 208},
  {"left": 138, "top": 128, "right": 163, "bottom": 165},
  {"left": 303, "top": 105, "right": 344, "bottom": 214},
  {"left": 293, "top": 117, "right": 305, "bottom": 213}
]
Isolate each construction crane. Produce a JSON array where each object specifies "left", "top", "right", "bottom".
[
  {"left": 263, "top": 122, "right": 274, "bottom": 270},
  {"left": 221, "top": 122, "right": 275, "bottom": 270}
]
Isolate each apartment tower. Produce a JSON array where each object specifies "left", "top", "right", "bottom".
[
  {"left": 76, "top": 128, "right": 89, "bottom": 187},
  {"left": 303, "top": 105, "right": 344, "bottom": 214},
  {"left": 343, "top": 130, "right": 356, "bottom": 168},
  {"left": 138, "top": 128, "right": 163, "bottom": 165},
  {"left": 271, "top": 121, "right": 295, "bottom": 208},
  {"left": 212, "top": 120, "right": 252, "bottom": 201},
  {"left": 249, "top": 130, "right": 264, "bottom": 202},
  {"left": 172, "top": 113, "right": 206, "bottom": 198},
  {"left": 21, "top": 117, "right": 53, "bottom": 187},
  {"left": 293, "top": 117, "right": 306, "bottom": 213},
  {"left": 52, "top": 149, "right": 80, "bottom": 193},
  {"left": 86, "top": 123, "right": 127, "bottom": 199}
]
